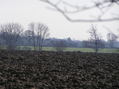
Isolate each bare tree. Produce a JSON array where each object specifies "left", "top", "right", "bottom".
[
  {"left": 28, "top": 22, "right": 50, "bottom": 51},
  {"left": 40, "top": 0, "right": 119, "bottom": 22},
  {"left": 0, "top": 23, "right": 23, "bottom": 50},
  {"left": 52, "top": 39, "right": 67, "bottom": 51},
  {"left": 88, "top": 25, "right": 103, "bottom": 53},
  {"left": 107, "top": 33, "right": 118, "bottom": 48}
]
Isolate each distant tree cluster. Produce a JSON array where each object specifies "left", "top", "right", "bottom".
[
  {"left": 0, "top": 22, "right": 49, "bottom": 51},
  {"left": 107, "top": 33, "right": 118, "bottom": 48},
  {"left": 84, "top": 25, "right": 118, "bottom": 53},
  {"left": 27, "top": 23, "right": 49, "bottom": 51},
  {"left": 0, "top": 23, "right": 23, "bottom": 50}
]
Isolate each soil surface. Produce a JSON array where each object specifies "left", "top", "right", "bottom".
[{"left": 0, "top": 50, "right": 119, "bottom": 89}]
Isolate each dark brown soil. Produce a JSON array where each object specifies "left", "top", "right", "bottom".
[{"left": 0, "top": 50, "right": 119, "bottom": 89}]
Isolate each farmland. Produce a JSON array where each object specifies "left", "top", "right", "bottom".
[{"left": 0, "top": 50, "right": 119, "bottom": 89}]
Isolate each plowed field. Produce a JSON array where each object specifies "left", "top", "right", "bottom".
[{"left": 0, "top": 51, "right": 119, "bottom": 89}]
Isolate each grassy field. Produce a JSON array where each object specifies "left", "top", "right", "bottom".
[{"left": 15, "top": 46, "right": 119, "bottom": 53}]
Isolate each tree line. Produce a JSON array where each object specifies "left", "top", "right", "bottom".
[
  {"left": 0, "top": 22, "right": 118, "bottom": 53},
  {"left": 0, "top": 22, "right": 49, "bottom": 51}
]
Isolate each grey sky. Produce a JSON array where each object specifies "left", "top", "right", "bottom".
[{"left": 0, "top": 0, "right": 119, "bottom": 40}]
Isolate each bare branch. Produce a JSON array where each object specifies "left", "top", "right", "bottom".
[{"left": 40, "top": 0, "right": 119, "bottom": 22}]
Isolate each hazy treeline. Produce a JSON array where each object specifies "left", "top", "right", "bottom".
[
  {"left": 16, "top": 37, "right": 119, "bottom": 48},
  {"left": 0, "top": 23, "right": 119, "bottom": 52}
]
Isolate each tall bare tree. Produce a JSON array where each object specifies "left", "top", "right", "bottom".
[
  {"left": 28, "top": 22, "right": 50, "bottom": 51},
  {"left": 88, "top": 25, "right": 103, "bottom": 53},
  {"left": 0, "top": 23, "right": 23, "bottom": 50},
  {"left": 40, "top": 0, "right": 119, "bottom": 22}
]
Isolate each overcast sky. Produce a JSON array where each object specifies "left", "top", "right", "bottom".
[{"left": 0, "top": 0, "right": 119, "bottom": 40}]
